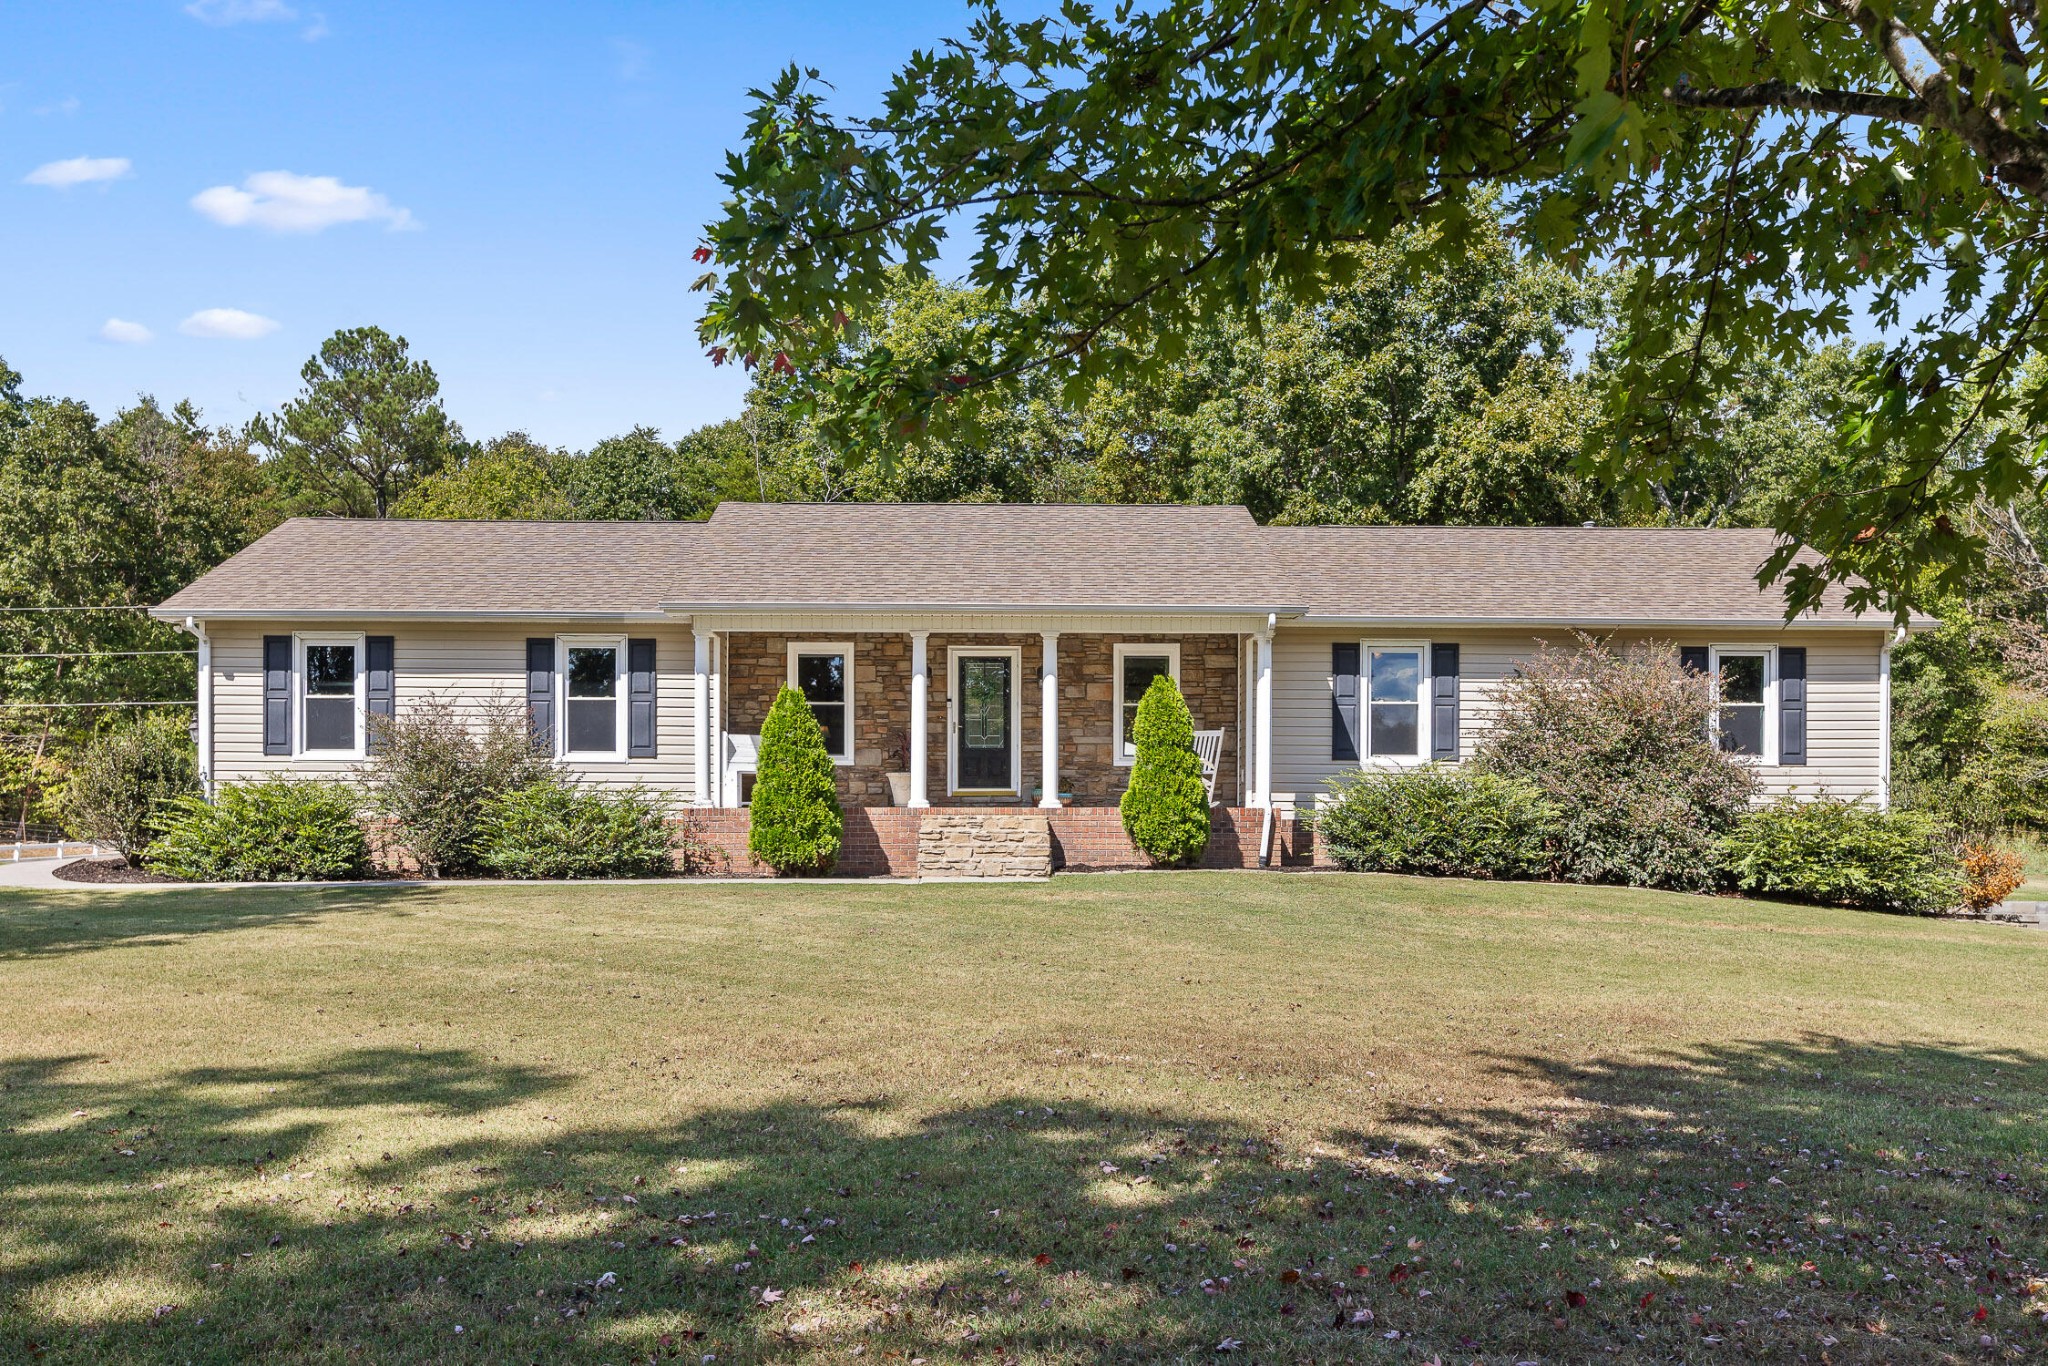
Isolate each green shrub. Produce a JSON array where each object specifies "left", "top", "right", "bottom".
[
  {"left": 1317, "top": 765, "right": 1555, "bottom": 879},
  {"left": 56, "top": 713, "right": 199, "bottom": 866},
  {"left": 748, "top": 684, "right": 844, "bottom": 875},
  {"left": 1474, "top": 636, "right": 1757, "bottom": 891},
  {"left": 361, "top": 699, "right": 560, "bottom": 876},
  {"left": 473, "top": 777, "right": 675, "bottom": 879},
  {"left": 145, "top": 777, "right": 370, "bottom": 882},
  {"left": 1720, "top": 796, "right": 1962, "bottom": 914},
  {"left": 1119, "top": 674, "right": 1211, "bottom": 867}
]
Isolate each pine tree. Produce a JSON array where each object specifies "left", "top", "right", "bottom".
[
  {"left": 1119, "top": 674, "right": 1211, "bottom": 866},
  {"left": 749, "top": 684, "right": 845, "bottom": 874}
]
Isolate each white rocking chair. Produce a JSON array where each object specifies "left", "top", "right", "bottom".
[
  {"left": 1191, "top": 728, "right": 1226, "bottom": 805},
  {"left": 724, "top": 732, "right": 760, "bottom": 806}
]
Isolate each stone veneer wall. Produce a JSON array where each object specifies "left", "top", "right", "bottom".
[
  {"left": 917, "top": 811, "right": 1052, "bottom": 878},
  {"left": 723, "top": 631, "right": 1243, "bottom": 808}
]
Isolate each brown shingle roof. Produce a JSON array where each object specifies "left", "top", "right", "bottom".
[
  {"left": 156, "top": 517, "right": 700, "bottom": 617},
  {"left": 681, "top": 502, "right": 1268, "bottom": 610},
  {"left": 1264, "top": 525, "right": 1878, "bottom": 625},
  {"left": 156, "top": 505, "right": 1902, "bottom": 627}
]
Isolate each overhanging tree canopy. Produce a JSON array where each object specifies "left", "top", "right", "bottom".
[{"left": 697, "top": 0, "right": 2048, "bottom": 615}]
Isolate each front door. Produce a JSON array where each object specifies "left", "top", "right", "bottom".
[{"left": 954, "top": 653, "right": 1015, "bottom": 792}]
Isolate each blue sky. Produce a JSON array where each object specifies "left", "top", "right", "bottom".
[{"left": 2, "top": 0, "right": 983, "bottom": 449}]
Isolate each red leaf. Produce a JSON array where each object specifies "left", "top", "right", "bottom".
[
  {"left": 771, "top": 350, "right": 794, "bottom": 376},
  {"left": 848, "top": 1261, "right": 862, "bottom": 1275},
  {"left": 692, "top": 246, "right": 713, "bottom": 263},
  {"left": 1566, "top": 1290, "right": 1588, "bottom": 1309},
  {"left": 1351, "top": 1265, "right": 1372, "bottom": 1278},
  {"left": 708, "top": 347, "right": 728, "bottom": 367},
  {"left": 1973, "top": 1306, "right": 1989, "bottom": 1323},
  {"left": 1639, "top": 1292, "right": 1657, "bottom": 1309},
  {"left": 1033, "top": 1253, "right": 1052, "bottom": 1267},
  {"left": 832, "top": 310, "right": 850, "bottom": 329},
  {"left": 1280, "top": 1269, "right": 1301, "bottom": 1284},
  {"left": 1387, "top": 1264, "right": 1410, "bottom": 1283}
]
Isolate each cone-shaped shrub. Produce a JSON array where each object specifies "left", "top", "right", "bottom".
[
  {"left": 1119, "top": 673, "right": 1210, "bottom": 866},
  {"left": 749, "top": 683, "right": 844, "bottom": 874}
]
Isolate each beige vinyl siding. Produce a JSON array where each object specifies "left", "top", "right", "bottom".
[
  {"left": 207, "top": 620, "right": 700, "bottom": 799},
  {"left": 1269, "top": 625, "right": 1888, "bottom": 808}
]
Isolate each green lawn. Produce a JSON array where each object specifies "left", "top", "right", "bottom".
[{"left": 2, "top": 873, "right": 2045, "bottom": 1363}]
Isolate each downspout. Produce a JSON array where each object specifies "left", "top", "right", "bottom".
[
  {"left": 180, "top": 615, "right": 213, "bottom": 799},
  {"left": 1879, "top": 625, "right": 1902, "bottom": 810}
]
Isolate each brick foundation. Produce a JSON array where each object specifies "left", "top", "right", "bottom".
[{"left": 685, "top": 805, "right": 1318, "bottom": 877}]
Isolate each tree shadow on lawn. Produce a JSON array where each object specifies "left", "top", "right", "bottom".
[
  {"left": 4, "top": 1037, "right": 2047, "bottom": 1363},
  {"left": 0, "top": 885, "right": 427, "bottom": 960}
]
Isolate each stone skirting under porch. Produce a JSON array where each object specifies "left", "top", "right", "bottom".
[{"left": 689, "top": 806, "right": 1321, "bottom": 878}]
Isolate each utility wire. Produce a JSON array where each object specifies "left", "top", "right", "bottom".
[
  {"left": 0, "top": 700, "right": 193, "bottom": 709},
  {"left": 0, "top": 650, "right": 196, "bottom": 658}
]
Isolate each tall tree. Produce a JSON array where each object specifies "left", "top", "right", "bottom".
[
  {"left": 0, "top": 374, "right": 275, "bottom": 831},
  {"left": 696, "top": 0, "right": 2048, "bottom": 615},
  {"left": 256, "top": 326, "right": 458, "bottom": 517},
  {"left": 393, "top": 433, "right": 574, "bottom": 520}
]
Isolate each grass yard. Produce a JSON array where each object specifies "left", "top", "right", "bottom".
[{"left": 2, "top": 873, "right": 2046, "bottom": 1364}]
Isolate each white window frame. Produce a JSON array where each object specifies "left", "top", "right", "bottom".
[
  {"left": 1360, "top": 639, "right": 1430, "bottom": 766},
  {"left": 293, "top": 631, "right": 367, "bottom": 760},
  {"left": 947, "top": 645, "right": 1023, "bottom": 796},
  {"left": 557, "top": 634, "right": 629, "bottom": 763},
  {"left": 1112, "top": 642, "right": 1182, "bottom": 766},
  {"left": 1708, "top": 643, "right": 1777, "bottom": 765},
  {"left": 787, "top": 640, "right": 855, "bottom": 766}
]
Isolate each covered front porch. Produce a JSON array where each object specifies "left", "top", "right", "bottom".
[{"left": 679, "top": 612, "right": 1281, "bottom": 814}]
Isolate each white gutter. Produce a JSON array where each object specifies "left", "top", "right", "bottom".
[
  {"left": 149, "top": 608, "right": 675, "bottom": 624},
  {"left": 175, "top": 615, "right": 213, "bottom": 799},
  {"left": 1294, "top": 615, "right": 1928, "bottom": 632}
]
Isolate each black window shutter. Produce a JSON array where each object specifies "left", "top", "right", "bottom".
[
  {"left": 364, "top": 636, "right": 395, "bottom": 754},
  {"left": 525, "top": 638, "right": 555, "bottom": 752},
  {"left": 1779, "top": 646, "right": 1808, "bottom": 766},
  {"left": 1331, "top": 642, "right": 1361, "bottom": 761},
  {"left": 1679, "top": 645, "right": 1710, "bottom": 676},
  {"left": 627, "top": 638, "right": 657, "bottom": 758},
  {"left": 262, "top": 635, "right": 292, "bottom": 756},
  {"left": 1430, "top": 643, "right": 1461, "bottom": 762}
]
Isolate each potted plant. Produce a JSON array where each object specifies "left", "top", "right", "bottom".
[{"left": 884, "top": 730, "right": 913, "bottom": 806}]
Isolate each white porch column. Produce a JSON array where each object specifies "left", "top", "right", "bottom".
[
  {"left": 1038, "top": 632, "right": 1061, "bottom": 808},
  {"left": 1253, "top": 626, "right": 1275, "bottom": 809},
  {"left": 692, "top": 629, "right": 713, "bottom": 806},
  {"left": 908, "top": 630, "right": 931, "bottom": 808}
]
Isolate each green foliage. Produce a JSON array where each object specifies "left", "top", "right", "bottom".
[
  {"left": 1475, "top": 637, "right": 1757, "bottom": 891},
  {"left": 1721, "top": 797, "right": 1962, "bottom": 915},
  {"left": 392, "top": 433, "right": 573, "bottom": 520},
  {"left": 749, "top": 684, "right": 844, "bottom": 874},
  {"left": 255, "top": 326, "right": 459, "bottom": 517},
  {"left": 473, "top": 776, "right": 675, "bottom": 879},
  {"left": 0, "top": 379, "right": 275, "bottom": 830},
  {"left": 145, "top": 777, "right": 370, "bottom": 882},
  {"left": 360, "top": 700, "right": 561, "bottom": 876},
  {"left": 1317, "top": 765, "right": 1555, "bottom": 880},
  {"left": 55, "top": 714, "right": 198, "bottom": 865},
  {"left": 695, "top": 1, "right": 2048, "bottom": 613},
  {"left": 1118, "top": 674, "right": 1211, "bottom": 867}
]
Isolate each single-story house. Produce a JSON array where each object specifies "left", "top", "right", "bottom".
[{"left": 152, "top": 502, "right": 1920, "bottom": 874}]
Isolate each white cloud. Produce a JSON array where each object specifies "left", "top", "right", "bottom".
[
  {"left": 184, "top": 0, "right": 296, "bottom": 24},
  {"left": 98, "top": 318, "right": 154, "bottom": 345},
  {"left": 190, "top": 170, "right": 416, "bottom": 233},
  {"left": 179, "top": 308, "right": 279, "bottom": 340},
  {"left": 23, "top": 156, "right": 131, "bottom": 188}
]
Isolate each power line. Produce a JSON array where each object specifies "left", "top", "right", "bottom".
[
  {"left": 0, "top": 700, "right": 193, "bottom": 709},
  {"left": 0, "top": 650, "right": 196, "bottom": 659}
]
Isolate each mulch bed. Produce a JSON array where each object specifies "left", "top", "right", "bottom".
[{"left": 52, "top": 856, "right": 181, "bottom": 885}]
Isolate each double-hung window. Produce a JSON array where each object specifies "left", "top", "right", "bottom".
[
  {"left": 1364, "top": 644, "right": 1425, "bottom": 762},
  {"left": 1113, "top": 642, "right": 1181, "bottom": 764},
  {"left": 788, "top": 642, "right": 853, "bottom": 765},
  {"left": 1710, "top": 646, "right": 1773, "bottom": 760},
  {"left": 298, "top": 634, "right": 365, "bottom": 757},
  {"left": 558, "top": 637, "right": 626, "bottom": 760}
]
